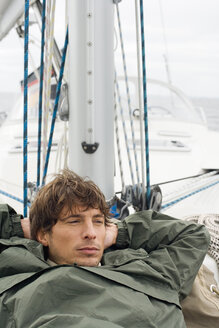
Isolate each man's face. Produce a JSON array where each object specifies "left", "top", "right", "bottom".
[{"left": 39, "top": 206, "right": 106, "bottom": 266}]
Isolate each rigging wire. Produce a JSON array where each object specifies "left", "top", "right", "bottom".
[
  {"left": 60, "top": 0, "right": 69, "bottom": 172},
  {"left": 135, "top": 0, "right": 146, "bottom": 209},
  {"left": 139, "top": 0, "right": 151, "bottom": 207},
  {"left": 17, "top": 35, "right": 40, "bottom": 82},
  {"left": 152, "top": 172, "right": 209, "bottom": 186},
  {"left": 162, "top": 176, "right": 219, "bottom": 209},
  {"left": 23, "top": 0, "right": 30, "bottom": 217},
  {"left": 158, "top": 0, "right": 172, "bottom": 86},
  {"left": 162, "top": 177, "right": 219, "bottom": 210},
  {"left": 42, "top": 26, "right": 69, "bottom": 186},
  {"left": 162, "top": 170, "right": 218, "bottom": 203},
  {"left": 114, "top": 78, "right": 125, "bottom": 194},
  {"left": 115, "top": 72, "right": 135, "bottom": 186},
  {"left": 46, "top": 0, "right": 56, "bottom": 104},
  {"left": 37, "top": 0, "right": 46, "bottom": 187},
  {"left": 42, "top": 0, "right": 57, "bottom": 182},
  {"left": 42, "top": 0, "right": 51, "bottom": 175},
  {"left": 115, "top": 1, "right": 140, "bottom": 188},
  {"left": 158, "top": 0, "right": 174, "bottom": 108}
]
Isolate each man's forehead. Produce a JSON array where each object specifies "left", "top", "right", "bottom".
[{"left": 60, "top": 205, "right": 103, "bottom": 217}]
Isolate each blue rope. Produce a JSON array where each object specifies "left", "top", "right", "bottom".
[
  {"left": 0, "top": 189, "right": 31, "bottom": 207},
  {"left": 42, "top": 27, "right": 69, "bottom": 186},
  {"left": 37, "top": 0, "right": 47, "bottom": 187},
  {"left": 139, "top": 0, "right": 151, "bottom": 208},
  {"left": 23, "top": 0, "right": 29, "bottom": 217},
  {"left": 162, "top": 179, "right": 219, "bottom": 210}
]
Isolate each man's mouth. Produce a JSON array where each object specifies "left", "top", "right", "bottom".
[{"left": 77, "top": 246, "right": 100, "bottom": 255}]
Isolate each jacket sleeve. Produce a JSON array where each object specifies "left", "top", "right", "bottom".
[
  {"left": 0, "top": 203, "right": 24, "bottom": 239},
  {"left": 115, "top": 210, "right": 210, "bottom": 300}
]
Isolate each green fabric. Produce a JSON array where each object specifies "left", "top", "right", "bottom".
[
  {"left": 0, "top": 203, "right": 24, "bottom": 239},
  {"left": 0, "top": 206, "right": 210, "bottom": 328}
]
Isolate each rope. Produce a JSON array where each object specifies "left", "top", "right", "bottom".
[
  {"left": 153, "top": 172, "right": 212, "bottom": 187},
  {"left": 135, "top": 0, "right": 146, "bottom": 209},
  {"left": 54, "top": 123, "right": 68, "bottom": 172},
  {"left": 42, "top": 27, "right": 69, "bottom": 185},
  {"left": 62, "top": 122, "right": 69, "bottom": 169},
  {"left": 139, "top": 0, "right": 151, "bottom": 207},
  {"left": 23, "top": 0, "right": 30, "bottom": 217},
  {"left": 162, "top": 171, "right": 218, "bottom": 204},
  {"left": 184, "top": 214, "right": 219, "bottom": 270},
  {"left": 55, "top": 133, "right": 64, "bottom": 172},
  {"left": 115, "top": 72, "right": 135, "bottom": 185},
  {"left": 114, "top": 81, "right": 125, "bottom": 193},
  {"left": 115, "top": 1, "right": 140, "bottom": 187},
  {"left": 42, "top": 0, "right": 57, "bottom": 182},
  {"left": 37, "top": 0, "right": 47, "bottom": 187},
  {"left": 17, "top": 34, "right": 40, "bottom": 82},
  {"left": 47, "top": 0, "right": 56, "bottom": 101},
  {"left": 0, "top": 189, "right": 30, "bottom": 206},
  {"left": 162, "top": 178, "right": 219, "bottom": 210},
  {"left": 42, "top": 0, "right": 52, "bottom": 175}
]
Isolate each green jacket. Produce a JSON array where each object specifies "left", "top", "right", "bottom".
[{"left": 0, "top": 204, "right": 210, "bottom": 328}]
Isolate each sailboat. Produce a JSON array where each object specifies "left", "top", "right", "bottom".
[{"left": 0, "top": 0, "right": 218, "bottom": 297}]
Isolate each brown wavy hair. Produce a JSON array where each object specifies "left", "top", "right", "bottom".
[{"left": 29, "top": 169, "right": 110, "bottom": 240}]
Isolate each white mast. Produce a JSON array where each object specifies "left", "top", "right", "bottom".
[{"left": 67, "top": 0, "right": 114, "bottom": 199}]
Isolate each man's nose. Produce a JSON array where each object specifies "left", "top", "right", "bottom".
[{"left": 82, "top": 222, "right": 96, "bottom": 239}]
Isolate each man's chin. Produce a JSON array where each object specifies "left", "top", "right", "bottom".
[
  {"left": 78, "top": 261, "right": 101, "bottom": 267},
  {"left": 74, "top": 257, "right": 101, "bottom": 267}
]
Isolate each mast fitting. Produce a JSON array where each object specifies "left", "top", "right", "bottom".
[{"left": 81, "top": 142, "right": 99, "bottom": 154}]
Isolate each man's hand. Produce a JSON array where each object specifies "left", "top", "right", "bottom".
[
  {"left": 21, "top": 218, "right": 31, "bottom": 239},
  {"left": 104, "top": 222, "right": 118, "bottom": 249}
]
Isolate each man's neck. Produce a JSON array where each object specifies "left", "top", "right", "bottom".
[
  {"left": 47, "top": 258, "right": 57, "bottom": 266},
  {"left": 47, "top": 258, "right": 102, "bottom": 267}
]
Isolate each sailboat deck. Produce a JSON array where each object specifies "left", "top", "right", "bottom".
[{"left": 161, "top": 179, "right": 219, "bottom": 219}]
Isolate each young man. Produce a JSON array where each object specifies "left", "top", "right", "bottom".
[{"left": 0, "top": 169, "right": 210, "bottom": 328}]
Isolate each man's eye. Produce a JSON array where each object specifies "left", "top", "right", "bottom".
[
  {"left": 68, "top": 219, "right": 80, "bottom": 224},
  {"left": 94, "top": 219, "right": 104, "bottom": 224}
]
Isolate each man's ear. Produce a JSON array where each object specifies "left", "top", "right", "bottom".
[{"left": 37, "top": 230, "right": 49, "bottom": 246}]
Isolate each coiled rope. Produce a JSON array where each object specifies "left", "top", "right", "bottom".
[
  {"left": 185, "top": 213, "right": 219, "bottom": 270},
  {"left": 23, "top": 0, "right": 29, "bottom": 217},
  {"left": 42, "top": 27, "right": 69, "bottom": 185},
  {"left": 139, "top": 0, "right": 151, "bottom": 207},
  {"left": 37, "top": 0, "right": 47, "bottom": 187}
]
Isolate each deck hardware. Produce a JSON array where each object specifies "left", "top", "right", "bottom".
[{"left": 82, "top": 142, "right": 99, "bottom": 154}]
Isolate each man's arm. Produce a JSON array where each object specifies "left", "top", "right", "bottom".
[
  {"left": 113, "top": 210, "right": 210, "bottom": 300},
  {"left": 0, "top": 203, "right": 24, "bottom": 239}
]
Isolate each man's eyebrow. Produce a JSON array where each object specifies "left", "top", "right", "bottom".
[
  {"left": 59, "top": 212, "right": 104, "bottom": 221},
  {"left": 93, "top": 214, "right": 104, "bottom": 218},
  {"left": 59, "top": 214, "right": 82, "bottom": 221}
]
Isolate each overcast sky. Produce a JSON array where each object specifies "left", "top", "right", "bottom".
[{"left": 0, "top": 0, "right": 218, "bottom": 98}]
